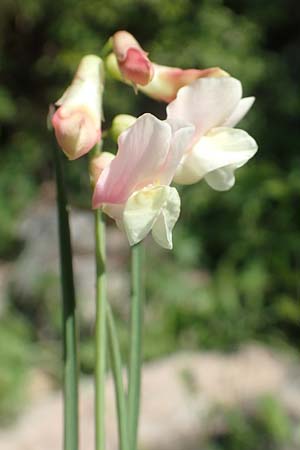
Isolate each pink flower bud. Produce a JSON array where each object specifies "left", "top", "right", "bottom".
[
  {"left": 52, "top": 55, "right": 104, "bottom": 160},
  {"left": 112, "top": 31, "right": 154, "bottom": 86},
  {"left": 140, "top": 64, "right": 229, "bottom": 102}
]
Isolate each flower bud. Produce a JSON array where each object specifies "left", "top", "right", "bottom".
[
  {"left": 110, "top": 114, "right": 137, "bottom": 141},
  {"left": 89, "top": 152, "right": 115, "bottom": 186},
  {"left": 52, "top": 55, "right": 104, "bottom": 160},
  {"left": 140, "top": 64, "right": 229, "bottom": 102},
  {"left": 106, "top": 52, "right": 228, "bottom": 103},
  {"left": 112, "top": 31, "right": 154, "bottom": 86}
]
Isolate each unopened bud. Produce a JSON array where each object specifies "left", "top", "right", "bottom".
[
  {"left": 111, "top": 114, "right": 137, "bottom": 141},
  {"left": 89, "top": 152, "right": 115, "bottom": 186},
  {"left": 111, "top": 31, "right": 154, "bottom": 86},
  {"left": 52, "top": 55, "right": 104, "bottom": 160}
]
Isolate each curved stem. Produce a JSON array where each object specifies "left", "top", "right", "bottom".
[
  {"left": 53, "top": 145, "right": 78, "bottom": 450},
  {"left": 94, "top": 208, "right": 107, "bottom": 450},
  {"left": 128, "top": 242, "right": 144, "bottom": 450},
  {"left": 107, "top": 303, "right": 129, "bottom": 450}
]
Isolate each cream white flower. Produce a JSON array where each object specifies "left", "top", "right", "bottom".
[{"left": 167, "top": 77, "right": 258, "bottom": 190}]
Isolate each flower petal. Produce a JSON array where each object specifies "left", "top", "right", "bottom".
[
  {"left": 123, "top": 185, "right": 170, "bottom": 246},
  {"left": 159, "top": 118, "right": 195, "bottom": 185},
  {"left": 167, "top": 77, "right": 242, "bottom": 141},
  {"left": 151, "top": 187, "right": 180, "bottom": 249},
  {"left": 140, "top": 64, "right": 229, "bottom": 102},
  {"left": 204, "top": 166, "right": 236, "bottom": 191},
  {"left": 173, "top": 127, "right": 258, "bottom": 186},
  {"left": 102, "top": 203, "right": 125, "bottom": 231},
  {"left": 93, "top": 113, "right": 172, "bottom": 207},
  {"left": 222, "top": 97, "right": 255, "bottom": 128}
]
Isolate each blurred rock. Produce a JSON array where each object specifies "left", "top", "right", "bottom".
[{"left": 1, "top": 345, "right": 300, "bottom": 450}]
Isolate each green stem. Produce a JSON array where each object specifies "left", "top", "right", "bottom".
[
  {"left": 90, "top": 145, "right": 128, "bottom": 450},
  {"left": 100, "top": 37, "right": 113, "bottom": 58},
  {"left": 107, "top": 303, "right": 129, "bottom": 450},
  {"left": 128, "top": 242, "right": 144, "bottom": 450},
  {"left": 53, "top": 146, "right": 78, "bottom": 450},
  {"left": 94, "top": 208, "right": 107, "bottom": 450}
]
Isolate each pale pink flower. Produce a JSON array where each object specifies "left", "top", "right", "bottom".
[
  {"left": 93, "top": 114, "right": 194, "bottom": 249},
  {"left": 167, "top": 77, "right": 258, "bottom": 190},
  {"left": 112, "top": 31, "right": 154, "bottom": 86},
  {"left": 52, "top": 55, "right": 104, "bottom": 160}
]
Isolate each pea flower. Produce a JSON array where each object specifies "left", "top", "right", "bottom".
[
  {"left": 92, "top": 114, "right": 194, "bottom": 249},
  {"left": 52, "top": 55, "right": 104, "bottom": 160},
  {"left": 112, "top": 30, "right": 154, "bottom": 86},
  {"left": 106, "top": 52, "right": 228, "bottom": 102},
  {"left": 167, "top": 77, "right": 258, "bottom": 189}
]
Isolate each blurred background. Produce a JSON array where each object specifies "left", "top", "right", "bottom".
[{"left": 1, "top": 0, "right": 300, "bottom": 448}]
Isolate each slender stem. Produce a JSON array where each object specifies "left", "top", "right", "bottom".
[
  {"left": 94, "top": 206, "right": 107, "bottom": 450},
  {"left": 92, "top": 178, "right": 128, "bottom": 450},
  {"left": 53, "top": 145, "right": 78, "bottom": 450},
  {"left": 107, "top": 303, "right": 129, "bottom": 450},
  {"left": 100, "top": 37, "right": 113, "bottom": 58},
  {"left": 128, "top": 242, "right": 144, "bottom": 450}
]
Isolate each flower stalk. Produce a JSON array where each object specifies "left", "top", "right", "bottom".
[
  {"left": 107, "top": 302, "right": 129, "bottom": 450},
  {"left": 94, "top": 207, "right": 107, "bottom": 450},
  {"left": 90, "top": 143, "right": 108, "bottom": 450},
  {"left": 91, "top": 144, "right": 129, "bottom": 450},
  {"left": 128, "top": 242, "right": 144, "bottom": 450},
  {"left": 53, "top": 144, "right": 79, "bottom": 450}
]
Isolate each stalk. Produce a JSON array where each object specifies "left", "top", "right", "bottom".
[
  {"left": 107, "top": 303, "right": 129, "bottom": 450},
  {"left": 94, "top": 207, "right": 107, "bottom": 450},
  {"left": 53, "top": 145, "right": 79, "bottom": 450},
  {"left": 128, "top": 242, "right": 144, "bottom": 450}
]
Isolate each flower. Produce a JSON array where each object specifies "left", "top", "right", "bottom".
[
  {"left": 166, "top": 77, "right": 258, "bottom": 189},
  {"left": 112, "top": 31, "right": 154, "bottom": 86},
  {"left": 140, "top": 64, "right": 229, "bottom": 103},
  {"left": 106, "top": 52, "right": 228, "bottom": 102},
  {"left": 92, "top": 114, "right": 194, "bottom": 249},
  {"left": 52, "top": 55, "right": 104, "bottom": 160}
]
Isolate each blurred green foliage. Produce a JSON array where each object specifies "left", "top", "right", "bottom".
[
  {"left": 0, "top": 0, "right": 300, "bottom": 440},
  {"left": 205, "top": 396, "right": 294, "bottom": 450},
  {"left": 0, "top": 315, "right": 33, "bottom": 423}
]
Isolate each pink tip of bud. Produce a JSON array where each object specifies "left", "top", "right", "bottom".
[
  {"left": 113, "top": 30, "right": 154, "bottom": 86},
  {"left": 52, "top": 107, "right": 101, "bottom": 160},
  {"left": 119, "top": 47, "right": 153, "bottom": 86}
]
